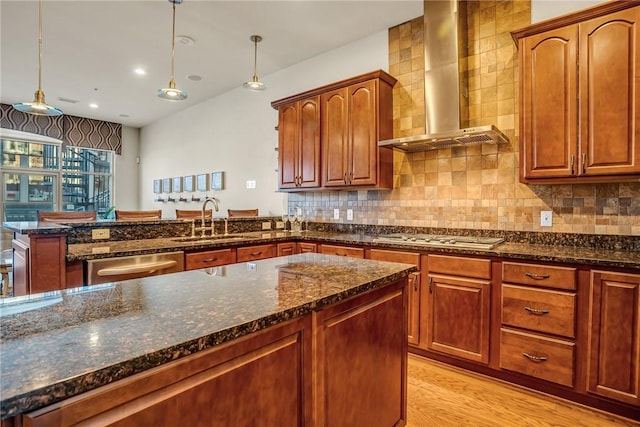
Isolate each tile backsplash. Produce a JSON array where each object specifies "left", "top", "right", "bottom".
[{"left": 289, "top": 0, "right": 640, "bottom": 236}]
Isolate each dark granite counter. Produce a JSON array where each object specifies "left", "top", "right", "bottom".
[
  {"left": 65, "top": 230, "right": 640, "bottom": 270},
  {"left": 0, "top": 253, "right": 416, "bottom": 420}
]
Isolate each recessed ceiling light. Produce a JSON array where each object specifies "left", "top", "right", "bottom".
[
  {"left": 176, "top": 35, "right": 195, "bottom": 46},
  {"left": 187, "top": 74, "right": 202, "bottom": 81},
  {"left": 134, "top": 68, "right": 146, "bottom": 76},
  {"left": 89, "top": 103, "right": 98, "bottom": 109}
]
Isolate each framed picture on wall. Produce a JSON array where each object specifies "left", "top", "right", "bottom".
[
  {"left": 196, "top": 173, "right": 208, "bottom": 192},
  {"left": 172, "top": 176, "right": 182, "bottom": 193},
  {"left": 153, "top": 179, "right": 161, "bottom": 194},
  {"left": 162, "top": 178, "right": 172, "bottom": 193},
  {"left": 184, "top": 175, "right": 195, "bottom": 192},
  {"left": 211, "top": 171, "right": 224, "bottom": 191}
]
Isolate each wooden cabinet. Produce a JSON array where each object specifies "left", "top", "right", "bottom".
[
  {"left": 513, "top": 3, "right": 640, "bottom": 183},
  {"left": 588, "top": 270, "right": 640, "bottom": 406},
  {"left": 236, "top": 244, "right": 276, "bottom": 262},
  {"left": 277, "top": 242, "right": 297, "bottom": 256},
  {"left": 322, "top": 77, "right": 394, "bottom": 189},
  {"left": 499, "top": 262, "right": 577, "bottom": 387},
  {"left": 185, "top": 248, "right": 236, "bottom": 270},
  {"left": 297, "top": 242, "right": 317, "bottom": 253},
  {"left": 425, "top": 255, "right": 492, "bottom": 364},
  {"left": 318, "top": 244, "right": 364, "bottom": 258},
  {"left": 277, "top": 97, "right": 321, "bottom": 189},
  {"left": 367, "top": 248, "right": 421, "bottom": 346},
  {"left": 271, "top": 70, "right": 396, "bottom": 191},
  {"left": 12, "top": 232, "right": 67, "bottom": 295}
]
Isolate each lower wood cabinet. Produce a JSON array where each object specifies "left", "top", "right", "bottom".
[
  {"left": 318, "top": 244, "right": 364, "bottom": 258},
  {"left": 366, "top": 248, "right": 421, "bottom": 346},
  {"left": 236, "top": 244, "right": 276, "bottom": 262},
  {"left": 424, "top": 254, "right": 491, "bottom": 364},
  {"left": 12, "top": 233, "right": 67, "bottom": 295},
  {"left": 185, "top": 248, "right": 236, "bottom": 270},
  {"left": 588, "top": 270, "right": 640, "bottom": 406},
  {"left": 298, "top": 242, "right": 317, "bottom": 253},
  {"left": 19, "top": 279, "right": 408, "bottom": 427},
  {"left": 277, "top": 242, "right": 297, "bottom": 256}
]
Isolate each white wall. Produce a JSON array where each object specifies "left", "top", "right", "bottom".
[
  {"left": 114, "top": 125, "right": 140, "bottom": 210},
  {"left": 531, "top": 0, "right": 605, "bottom": 23},
  {"left": 139, "top": 30, "right": 390, "bottom": 219}
]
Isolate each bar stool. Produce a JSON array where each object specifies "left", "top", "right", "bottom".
[{"left": 0, "top": 248, "right": 12, "bottom": 298}]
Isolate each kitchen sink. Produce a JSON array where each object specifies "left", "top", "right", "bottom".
[{"left": 172, "top": 235, "right": 247, "bottom": 243}]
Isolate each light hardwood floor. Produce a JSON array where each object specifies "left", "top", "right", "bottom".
[{"left": 407, "top": 354, "right": 640, "bottom": 427}]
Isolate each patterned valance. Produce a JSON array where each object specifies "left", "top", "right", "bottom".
[
  {"left": 0, "top": 103, "right": 122, "bottom": 154},
  {"left": 63, "top": 115, "right": 122, "bottom": 154},
  {"left": 0, "top": 103, "right": 64, "bottom": 140}
]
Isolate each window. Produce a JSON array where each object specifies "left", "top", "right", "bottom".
[{"left": 1, "top": 138, "right": 114, "bottom": 221}]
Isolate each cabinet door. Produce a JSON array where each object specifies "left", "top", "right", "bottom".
[
  {"left": 367, "top": 249, "right": 421, "bottom": 346},
  {"left": 520, "top": 25, "right": 578, "bottom": 180},
  {"left": 579, "top": 7, "right": 640, "bottom": 176},
  {"left": 278, "top": 103, "right": 299, "bottom": 189},
  {"left": 322, "top": 88, "right": 349, "bottom": 187},
  {"left": 347, "top": 80, "right": 377, "bottom": 186},
  {"left": 298, "top": 97, "right": 321, "bottom": 188},
  {"left": 426, "top": 274, "right": 491, "bottom": 364},
  {"left": 588, "top": 270, "right": 640, "bottom": 406}
]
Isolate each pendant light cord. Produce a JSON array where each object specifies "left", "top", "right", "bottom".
[
  {"left": 37, "top": 0, "right": 43, "bottom": 92},
  {"left": 252, "top": 38, "right": 258, "bottom": 81},
  {"left": 170, "top": 0, "right": 176, "bottom": 84}
]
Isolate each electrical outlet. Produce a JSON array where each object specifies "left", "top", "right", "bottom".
[
  {"left": 262, "top": 222, "right": 271, "bottom": 230},
  {"left": 92, "top": 228, "right": 110, "bottom": 240},
  {"left": 347, "top": 209, "right": 353, "bottom": 221},
  {"left": 246, "top": 262, "right": 257, "bottom": 271},
  {"left": 541, "top": 210, "right": 553, "bottom": 227},
  {"left": 333, "top": 208, "right": 340, "bottom": 220},
  {"left": 246, "top": 180, "right": 256, "bottom": 189},
  {"left": 275, "top": 221, "right": 284, "bottom": 229}
]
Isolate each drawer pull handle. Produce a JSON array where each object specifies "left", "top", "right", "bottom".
[
  {"left": 249, "top": 252, "right": 262, "bottom": 256},
  {"left": 202, "top": 258, "right": 218, "bottom": 263},
  {"left": 410, "top": 273, "right": 419, "bottom": 292},
  {"left": 522, "top": 353, "right": 547, "bottom": 363},
  {"left": 524, "top": 306, "right": 549, "bottom": 315},
  {"left": 524, "top": 272, "right": 550, "bottom": 280}
]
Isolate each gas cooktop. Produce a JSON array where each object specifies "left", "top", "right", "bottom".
[{"left": 372, "top": 233, "right": 504, "bottom": 250}]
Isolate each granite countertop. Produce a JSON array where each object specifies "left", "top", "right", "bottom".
[
  {"left": 65, "top": 230, "right": 640, "bottom": 270},
  {"left": 0, "top": 253, "right": 416, "bottom": 420}
]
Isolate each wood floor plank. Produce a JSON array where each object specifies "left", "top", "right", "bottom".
[{"left": 407, "top": 354, "right": 640, "bottom": 427}]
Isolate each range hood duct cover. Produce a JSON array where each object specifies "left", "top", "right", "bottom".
[{"left": 380, "top": 0, "right": 509, "bottom": 152}]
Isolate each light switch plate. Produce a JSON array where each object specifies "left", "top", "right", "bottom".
[
  {"left": 541, "top": 211, "right": 553, "bottom": 227},
  {"left": 347, "top": 209, "right": 353, "bottom": 221},
  {"left": 262, "top": 222, "right": 271, "bottom": 230},
  {"left": 333, "top": 209, "right": 340, "bottom": 220},
  {"left": 246, "top": 180, "right": 256, "bottom": 189},
  {"left": 275, "top": 221, "right": 284, "bottom": 229}
]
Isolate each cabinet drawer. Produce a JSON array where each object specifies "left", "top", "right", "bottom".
[
  {"left": 319, "top": 244, "right": 364, "bottom": 258},
  {"left": 185, "top": 249, "right": 235, "bottom": 270},
  {"left": 500, "top": 328, "right": 575, "bottom": 387},
  {"left": 503, "top": 262, "right": 576, "bottom": 290},
  {"left": 428, "top": 254, "right": 491, "bottom": 279},
  {"left": 298, "top": 242, "right": 317, "bottom": 253},
  {"left": 502, "top": 285, "right": 576, "bottom": 338},
  {"left": 277, "top": 242, "right": 297, "bottom": 256},
  {"left": 367, "top": 249, "right": 420, "bottom": 266},
  {"left": 237, "top": 244, "right": 276, "bottom": 262}
]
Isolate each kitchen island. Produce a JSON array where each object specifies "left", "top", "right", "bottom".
[{"left": 0, "top": 253, "right": 416, "bottom": 426}]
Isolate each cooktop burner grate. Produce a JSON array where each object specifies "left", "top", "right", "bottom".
[{"left": 372, "top": 233, "right": 504, "bottom": 250}]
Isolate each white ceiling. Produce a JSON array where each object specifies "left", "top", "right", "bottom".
[{"left": 1, "top": 0, "right": 422, "bottom": 128}]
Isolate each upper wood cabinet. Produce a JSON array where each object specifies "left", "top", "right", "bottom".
[
  {"left": 271, "top": 70, "right": 396, "bottom": 191},
  {"left": 277, "top": 97, "right": 321, "bottom": 189},
  {"left": 513, "top": 2, "right": 640, "bottom": 183}
]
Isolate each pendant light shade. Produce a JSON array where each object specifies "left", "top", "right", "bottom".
[
  {"left": 13, "top": 0, "right": 62, "bottom": 116},
  {"left": 243, "top": 35, "right": 266, "bottom": 91},
  {"left": 157, "top": 0, "right": 187, "bottom": 101}
]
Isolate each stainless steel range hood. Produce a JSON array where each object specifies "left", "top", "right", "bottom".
[{"left": 379, "top": 0, "right": 509, "bottom": 152}]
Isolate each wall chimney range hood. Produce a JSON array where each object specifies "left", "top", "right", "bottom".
[{"left": 379, "top": 0, "right": 509, "bottom": 152}]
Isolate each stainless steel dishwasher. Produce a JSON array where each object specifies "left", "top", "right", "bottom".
[{"left": 85, "top": 251, "right": 184, "bottom": 285}]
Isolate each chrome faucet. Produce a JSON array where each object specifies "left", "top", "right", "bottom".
[{"left": 200, "top": 197, "right": 220, "bottom": 237}]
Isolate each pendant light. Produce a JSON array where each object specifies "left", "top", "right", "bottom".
[
  {"left": 13, "top": 0, "right": 62, "bottom": 116},
  {"left": 157, "top": 0, "right": 187, "bottom": 101},
  {"left": 243, "top": 35, "right": 266, "bottom": 91}
]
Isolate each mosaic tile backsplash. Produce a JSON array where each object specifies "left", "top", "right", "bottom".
[{"left": 289, "top": 0, "right": 640, "bottom": 236}]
